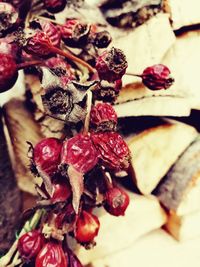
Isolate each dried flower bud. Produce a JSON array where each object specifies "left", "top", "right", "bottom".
[
  {"left": 93, "top": 30, "right": 112, "bottom": 48},
  {"left": 104, "top": 186, "right": 130, "bottom": 216},
  {"left": 90, "top": 103, "right": 117, "bottom": 132},
  {"left": 141, "top": 64, "right": 174, "bottom": 90},
  {"left": 75, "top": 210, "right": 100, "bottom": 243},
  {"left": 61, "top": 134, "right": 99, "bottom": 174},
  {"left": 59, "top": 19, "right": 90, "bottom": 47},
  {"left": 91, "top": 132, "right": 130, "bottom": 171},
  {"left": 18, "top": 230, "right": 44, "bottom": 261},
  {"left": 40, "top": 21, "right": 61, "bottom": 47},
  {"left": 0, "top": 3, "right": 18, "bottom": 37},
  {"left": 96, "top": 47, "right": 127, "bottom": 82},
  {"left": 43, "top": 0, "right": 66, "bottom": 13},
  {"left": 36, "top": 242, "right": 67, "bottom": 267}
]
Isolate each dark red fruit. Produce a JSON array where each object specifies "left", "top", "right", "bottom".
[
  {"left": 93, "top": 30, "right": 112, "bottom": 48},
  {"left": 40, "top": 21, "right": 61, "bottom": 47},
  {"left": 51, "top": 181, "right": 71, "bottom": 203},
  {"left": 96, "top": 47, "right": 127, "bottom": 82},
  {"left": 43, "top": 0, "right": 66, "bottom": 13},
  {"left": 61, "top": 134, "right": 99, "bottom": 174},
  {"left": 104, "top": 186, "right": 130, "bottom": 216},
  {"left": 18, "top": 230, "right": 44, "bottom": 261},
  {"left": 0, "top": 2, "right": 18, "bottom": 36},
  {"left": 90, "top": 102, "right": 117, "bottom": 132},
  {"left": 0, "top": 53, "right": 18, "bottom": 92},
  {"left": 141, "top": 64, "right": 174, "bottom": 90},
  {"left": 91, "top": 132, "right": 130, "bottom": 171},
  {"left": 75, "top": 210, "right": 100, "bottom": 243},
  {"left": 59, "top": 19, "right": 90, "bottom": 47},
  {"left": 64, "top": 247, "right": 83, "bottom": 267},
  {"left": 33, "top": 137, "right": 62, "bottom": 177},
  {"left": 36, "top": 242, "right": 67, "bottom": 267}
]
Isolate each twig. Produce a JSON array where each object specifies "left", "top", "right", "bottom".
[{"left": 83, "top": 90, "right": 92, "bottom": 134}]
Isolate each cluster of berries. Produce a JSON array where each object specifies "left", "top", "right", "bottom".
[{"left": 0, "top": 1, "right": 174, "bottom": 267}]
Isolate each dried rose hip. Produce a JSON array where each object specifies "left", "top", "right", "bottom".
[
  {"left": 96, "top": 47, "right": 127, "bottom": 82},
  {"left": 40, "top": 21, "right": 61, "bottom": 47},
  {"left": 0, "top": 2, "right": 18, "bottom": 37},
  {"left": 90, "top": 102, "right": 117, "bottom": 132},
  {"left": 59, "top": 19, "right": 90, "bottom": 47},
  {"left": 104, "top": 186, "right": 130, "bottom": 216},
  {"left": 0, "top": 53, "right": 18, "bottom": 92},
  {"left": 93, "top": 30, "right": 112, "bottom": 48},
  {"left": 75, "top": 210, "right": 100, "bottom": 243},
  {"left": 61, "top": 134, "right": 99, "bottom": 174},
  {"left": 51, "top": 181, "right": 71, "bottom": 203},
  {"left": 36, "top": 242, "right": 67, "bottom": 267},
  {"left": 64, "top": 247, "right": 83, "bottom": 267},
  {"left": 141, "top": 64, "right": 174, "bottom": 90},
  {"left": 43, "top": 0, "right": 66, "bottom": 13},
  {"left": 18, "top": 230, "right": 44, "bottom": 261},
  {"left": 33, "top": 137, "right": 62, "bottom": 177},
  {"left": 91, "top": 132, "right": 130, "bottom": 171}
]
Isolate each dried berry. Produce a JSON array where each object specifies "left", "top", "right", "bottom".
[
  {"left": 93, "top": 30, "right": 112, "bottom": 48},
  {"left": 61, "top": 134, "right": 99, "bottom": 174},
  {"left": 59, "top": 19, "right": 90, "bottom": 47},
  {"left": 90, "top": 103, "right": 117, "bottom": 132},
  {"left": 18, "top": 230, "right": 44, "bottom": 261},
  {"left": 36, "top": 242, "right": 67, "bottom": 267},
  {"left": 96, "top": 47, "right": 127, "bottom": 82},
  {"left": 0, "top": 2, "right": 18, "bottom": 37},
  {"left": 91, "top": 132, "right": 130, "bottom": 171},
  {"left": 43, "top": 0, "right": 66, "bottom": 13},
  {"left": 75, "top": 210, "right": 100, "bottom": 243},
  {"left": 40, "top": 21, "right": 61, "bottom": 47},
  {"left": 64, "top": 247, "right": 83, "bottom": 267},
  {"left": 104, "top": 186, "right": 130, "bottom": 216},
  {"left": 33, "top": 137, "right": 62, "bottom": 177},
  {"left": 141, "top": 64, "right": 174, "bottom": 90},
  {"left": 51, "top": 181, "right": 71, "bottom": 203},
  {"left": 0, "top": 53, "right": 18, "bottom": 92}
]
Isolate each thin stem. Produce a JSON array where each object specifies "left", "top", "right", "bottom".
[
  {"left": 17, "top": 60, "right": 43, "bottom": 70},
  {"left": 83, "top": 90, "right": 92, "bottom": 134},
  {"left": 125, "top": 72, "right": 142, "bottom": 77}
]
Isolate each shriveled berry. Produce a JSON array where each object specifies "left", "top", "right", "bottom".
[
  {"left": 40, "top": 21, "right": 61, "bottom": 47},
  {"left": 43, "top": 0, "right": 66, "bottom": 13},
  {"left": 104, "top": 186, "right": 130, "bottom": 216},
  {"left": 64, "top": 247, "right": 83, "bottom": 267},
  {"left": 18, "top": 230, "right": 44, "bottom": 261},
  {"left": 90, "top": 103, "right": 117, "bottom": 132},
  {"left": 59, "top": 19, "right": 90, "bottom": 47},
  {"left": 0, "top": 53, "right": 18, "bottom": 92},
  {"left": 36, "top": 242, "right": 67, "bottom": 267},
  {"left": 61, "top": 134, "right": 99, "bottom": 174},
  {"left": 96, "top": 47, "right": 127, "bottom": 82},
  {"left": 0, "top": 3, "right": 18, "bottom": 37},
  {"left": 75, "top": 210, "right": 100, "bottom": 243},
  {"left": 93, "top": 30, "right": 112, "bottom": 48},
  {"left": 142, "top": 64, "right": 174, "bottom": 90},
  {"left": 91, "top": 132, "right": 130, "bottom": 171},
  {"left": 33, "top": 137, "right": 62, "bottom": 177},
  {"left": 51, "top": 181, "right": 71, "bottom": 203}
]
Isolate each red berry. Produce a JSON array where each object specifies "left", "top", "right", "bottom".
[
  {"left": 96, "top": 47, "right": 127, "bottom": 82},
  {"left": 59, "top": 19, "right": 90, "bottom": 47},
  {"left": 61, "top": 134, "right": 99, "bottom": 174},
  {"left": 33, "top": 138, "right": 62, "bottom": 177},
  {"left": 91, "top": 132, "right": 130, "bottom": 171},
  {"left": 36, "top": 242, "right": 67, "bottom": 267},
  {"left": 90, "top": 103, "right": 117, "bottom": 132},
  {"left": 104, "top": 187, "right": 130, "bottom": 216},
  {"left": 43, "top": 0, "right": 66, "bottom": 13},
  {"left": 0, "top": 53, "right": 18, "bottom": 92},
  {"left": 51, "top": 181, "right": 71, "bottom": 203},
  {"left": 18, "top": 230, "right": 44, "bottom": 261},
  {"left": 142, "top": 64, "right": 174, "bottom": 90},
  {"left": 0, "top": 2, "right": 18, "bottom": 36},
  {"left": 40, "top": 21, "right": 61, "bottom": 47},
  {"left": 75, "top": 210, "right": 100, "bottom": 243}
]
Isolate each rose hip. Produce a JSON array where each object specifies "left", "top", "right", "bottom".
[
  {"left": 43, "top": 0, "right": 66, "bottom": 13},
  {"left": 0, "top": 2, "right": 18, "bottom": 36},
  {"left": 51, "top": 181, "right": 71, "bottom": 203},
  {"left": 36, "top": 241, "right": 67, "bottom": 267},
  {"left": 75, "top": 210, "right": 100, "bottom": 243},
  {"left": 61, "top": 134, "right": 99, "bottom": 174},
  {"left": 33, "top": 137, "right": 62, "bottom": 177},
  {"left": 141, "top": 64, "right": 174, "bottom": 90},
  {"left": 18, "top": 230, "right": 44, "bottom": 261},
  {"left": 40, "top": 21, "right": 61, "bottom": 47},
  {"left": 91, "top": 132, "right": 130, "bottom": 171},
  {"left": 104, "top": 186, "right": 130, "bottom": 216},
  {"left": 64, "top": 247, "right": 83, "bottom": 267}
]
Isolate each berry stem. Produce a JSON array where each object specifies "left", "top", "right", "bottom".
[
  {"left": 50, "top": 46, "right": 95, "bottom": 73},
  {"left": 17, "top": 60, "right": 43, "bottom": 70},
  {"left": 125, "top": 72, "right": 142, "bottom": 78}
]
